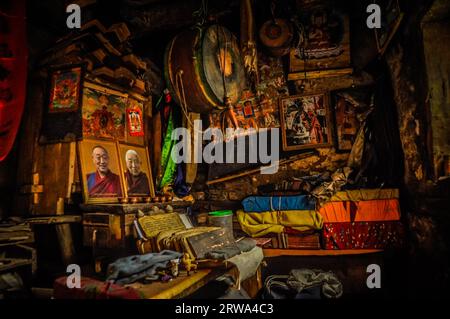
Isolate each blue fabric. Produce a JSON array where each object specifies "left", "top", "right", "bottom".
[{"left": 241, "top": 195, "right": 316, "bottom": 212}]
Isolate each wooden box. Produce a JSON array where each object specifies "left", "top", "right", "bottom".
[{"left": 83, "top": 212, "right": 136, "bottom": 249}]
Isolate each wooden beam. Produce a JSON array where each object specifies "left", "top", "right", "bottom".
[
  {"left": 288, "top": 68, "right": 354, "bottom": 81},
  {"left": 206, "top": 152, "right": 315, "bottom": 186},
  {"left": 263, "top": 249, "right": 383, "bottom": 257},
  {"left": 26, "top": 215, "right": 82, "bottom": 225}
]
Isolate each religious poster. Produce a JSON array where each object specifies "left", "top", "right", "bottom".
[
  {"left": 289, "top": 8, "right": 351, "bottom": 73},
  {"left": 280, "top": 93, "right": 332, "bottom": 151},
  {"left": 78, "top": 139, "right": 124, "bottom": 203},
  {"left": 332, "top": 87, "right": 373, "bottom": 151},
  {"left": 126, "top": 98, "right": 144, "bottom": 137},
  {"left": 208, "top": 52, "right": 287, "bottom": 140},
  {"left": 48, "top": 66, "right": 82, "bottom": 113},
  {"left": 118, "top": 143, "right": 155, "bottom": 198},
  {"left": 82, "top": 82, "right": 126, "bottom": 141}
]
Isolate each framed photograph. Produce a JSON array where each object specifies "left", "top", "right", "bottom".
[
  {"left": 332, "top": 87, "right": 373, "bottom": 151},
  {"left": 82, "top": 82, "right": 127, "bottom": 141},
  {"left": 118, "top": 143, "right": 155, "bottom": 198},
  {"left": 280, "top": 93, "right": 332, "bottom": 151},
  {"left": 289, "top": 9, "right": 351, "bottom": 73},
  {"left": 48, "top": 66, "right": 83, "bottom": 113},
  {"left": 375, "top": 0, "right": 404, "bottom": 55},
  {"left": 78, "top": 139, "right": 124, "bottom": 203}
]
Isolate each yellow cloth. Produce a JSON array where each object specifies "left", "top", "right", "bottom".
[
  {"left": 328, "top": 189, "right": 399, "bottom": 202},
  {"left": 236, "top": 210, "right": 323, "bottom": 237}
]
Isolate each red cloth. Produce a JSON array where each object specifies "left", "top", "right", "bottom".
[
  {"left": 322, "top": 221, "right": 404, "bottom": 250},
  {"left": 0, "top": 1, "right": 27, "bottom": 161},
  {"left": 53, "top": 276, "right": 142, "bottom": 299}
]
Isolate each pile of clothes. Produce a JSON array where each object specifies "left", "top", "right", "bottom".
[
  {"left": 237, "top": 188, "right": 404, "bottom": 250},
  {"left": 320, "top": 189, "right": 403, "bottom": 249},
  {"left": 237, "top": 194, "right": 323, "bottom": 249}
]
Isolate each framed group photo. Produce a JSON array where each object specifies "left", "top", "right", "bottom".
[{"left": 280, "top": 93, "right": 332, "bottom": 151}]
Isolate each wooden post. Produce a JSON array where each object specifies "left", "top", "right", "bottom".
[{"left": 55, "top": 197, "right": 76, "bottom": 265}]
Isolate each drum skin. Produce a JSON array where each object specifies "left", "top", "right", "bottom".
[{"left": 165, "top": 25, "right": 245, "bottom": 113}]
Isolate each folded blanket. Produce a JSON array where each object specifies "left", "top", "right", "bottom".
[
  {"left": 319, "top": 199, "right": 401, "bottom": 223},
  {"left": 237, "top": 210, "right": 323, "bottom": 237},
  {"left": 106, "top": 250, "right": 183, "bottom": 285},
  {"left": 241, "top": 195, "right": 316, "bottom": 212},
  {"left": 327, "top": 189, "right": 399, "bottom": 202},
  {"left": 205, "top": 238, "right": 257, "bottom": 260}
]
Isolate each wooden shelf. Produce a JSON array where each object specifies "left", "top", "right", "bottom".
[{"left": 263, "top": 249, "right": 383, "bottom": 257}]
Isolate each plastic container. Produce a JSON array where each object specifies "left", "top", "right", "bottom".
[{"left": 208, "top": 210, "right": 234, "bottom": 239}]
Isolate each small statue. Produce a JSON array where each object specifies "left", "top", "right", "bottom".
[
  {"left": 181, "top": 253, "right": 198, "bottom": 276},
  {"left": 169, "top": 258, "right": 180, "bottom": 277}
]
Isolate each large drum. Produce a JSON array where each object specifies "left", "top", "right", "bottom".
[{"left": 165, "top": 25, "right": 246, "bottom": 113}]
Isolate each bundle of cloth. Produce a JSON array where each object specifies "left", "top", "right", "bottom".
[
  {"left": 318, "top": 188, "right": 404, "bottom": 249},
  {"left": 236, "top": 195, "right": 323, "bottom": 246}
]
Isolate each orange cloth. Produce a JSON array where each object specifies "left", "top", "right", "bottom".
[{"left": 318, "top": 199, "right": 401, "bottom": 223}]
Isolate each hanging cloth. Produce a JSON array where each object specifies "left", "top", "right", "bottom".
[
  {"left": 0, "top": 1, "right": 27, "bottom": 161},
  {"left": 158, "top": 109, "right": 177, "bottom": 189}
]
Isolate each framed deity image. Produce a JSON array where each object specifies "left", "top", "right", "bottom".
[
  {"left": 289, "top": 9, "right": 351, "bottom": 73},
  {"left": 280, "top": 93, "right": 332, "bottom": 151},
  {"left": 48, "top": 66, "right": 83, "bottom": 113},
  {"left": 331, "top": 87, "right": 373, "bottom": 151},
  {"left": 82, "top": 82, "right": 127, "bottom": 141},
  {"left": 78, "top": 139, "right": 124, "bottom": 203}
]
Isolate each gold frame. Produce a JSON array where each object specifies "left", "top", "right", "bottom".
[
  {"left": 78, "top": 139, "right": 124, "bottom": 204},
  {"left": 279, "top": 93, "right": 333, "bottom": 151},
  {"left": 117, "top": 143, "right": 156, "bottom": 199}
]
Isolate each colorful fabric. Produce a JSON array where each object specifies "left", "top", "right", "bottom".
[
  {"left": 236, "top": 210, "right": 323, "bottom": 237},
  {"left": 158, "top": 111, "right": 177, "bottom": 189},
  {"left": 322, "top": 221, "right": 404, "bottom": 250},
  {"left": 53, "top": 276, "right": 143, "bottom": 299},
  {"left": 327, "top": 189, "right": 399, "bottom": 202},
  {"left": 318, "top": 199, "right": 401, "bottom": 223},
  {"left": 242, "top": 195, "right": 316, "bottom": 212}
]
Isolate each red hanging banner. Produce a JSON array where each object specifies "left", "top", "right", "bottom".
[{"left": 0, "top": 0, "right": 27, "bottom": 161}]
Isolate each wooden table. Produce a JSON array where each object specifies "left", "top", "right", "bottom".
[{"left": 127, "top": 268, "right": 224, "bottom": 299}]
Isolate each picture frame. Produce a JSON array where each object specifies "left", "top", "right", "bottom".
[
  {"left": 118, "top": 143, "right": 155, "bottom": 198},
  {"left": 280, "top": 93, "right": 332, "bottom": 151},
  {"left": 78, "top": 139, "right": 124, "bottom": 204},
  {"left": 331, "top": 87, "right": 373, "bottom": 152},
  {"left": 289, "top": 9, "right": 351, "bottom": 73},
  {"left": 125, "top": 94, "right": 147, "bottom": 146},
  {"left": 375, "top": 0, "right": 404, "bottom": 55},
  {"left": 48, "top": 66, "right": 83, "bottom": 113},
  {"left": 82, "top": 82, "right": 127, "bottom": 141}
]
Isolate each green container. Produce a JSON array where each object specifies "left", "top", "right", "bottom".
[{"left": 208, "top": 210, "right": 234, "bottom": 238}]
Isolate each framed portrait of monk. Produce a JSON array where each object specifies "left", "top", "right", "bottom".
[
  {"left": 78, "top": 139, "right": 124, "bottom": 203},
  {"left": 118, "top": 143, "right": 155, "bottom": 199}
]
